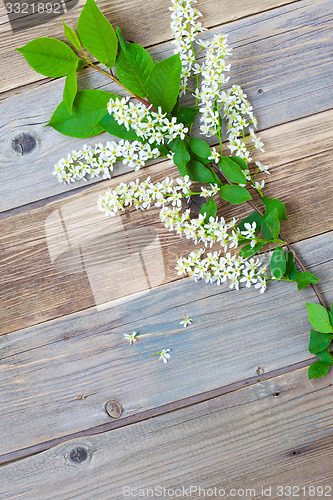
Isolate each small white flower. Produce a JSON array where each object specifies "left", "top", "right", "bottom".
[
  {"left": 180, "top": 315, "right": 193, "bottom": 327},
  {"left": 255, "top": 161, "right": 270, "bottom": 174},
  {"left": 240, "top": 221, "right": 256, "bottom": 239},
  {"left": 153, "top": 348, "right": 171, "bottom": 364},
  {"left": 252, "top": 180, "right": 265, "bottom": 191},
  {"left": 254, "top": 276, "right": 267, "bottom": 293},
  {"left": 123, "top": 331, "right": 138, "bottom": 345},
  {"left": 208, "top": 147, "right": 220, "bottom": 163}
]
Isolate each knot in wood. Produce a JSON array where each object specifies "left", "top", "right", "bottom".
[
  {"left": 12, "top": 133, "right": 36, "bottom": 155},
  {"left": 106, "top": 400, "right": 123, "bottom": 419},
  {"left": 187, "top": 194, "right": 206, "bottom": 215},
  {"left": 256, "top": 366, "right": 265, "bottom": 375},
  {"left": 69, "top": 446, "right": 88, "bottom": 463}
]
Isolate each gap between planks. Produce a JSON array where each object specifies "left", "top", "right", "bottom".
[
  {"left": 0, "top": 0, "right": 304, "bottom": 101},
  {"left": 1, "top": 130, "right": 332, "bottom": 335},
  {"left": 2, "top": 364, "right": 333, "bottom": 499},
  {"left": 0, "top": 356, "right": 317, "bottom": 467},
  {"left": 1, "top": 0, "right": 332, "bottom": 211},
  {"left": 0, "top": 0, "right": 301, "bottom": 93},
  {"left": 0, "top": 231, "right": 332, "bottom": 458},
  {"left": 0, "top": 107, "right": 331, "bottom": 220}
]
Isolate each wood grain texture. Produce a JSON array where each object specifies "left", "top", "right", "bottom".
[
  {"left": 1, "top": 115, "right": 333, "bottom": 336},
  {"left": 1, "top": 0, "right": 332, "bottom": 211},
  {"left": 1, "top": 366, "right": 333, "bottom": 499},
  {"left": 0, "top": 0, "right": 299, "bottom": 93},
  {"left": 0, "top": 231, "right": 332, "bottom": 455}
]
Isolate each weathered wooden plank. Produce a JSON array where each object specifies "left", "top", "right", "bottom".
[
  {"left": 1, "top": 0, "right": 332, "bottom": 211},
  {"left": 0, "top": 0, "right": 300, "bottom": 93},
  {"left": 1, "top": 124, "right": 333, "bottom": 336},
  {"left": 1, "top": 366, "right": 333, "bottom": 498},
  {"left": 0, "top": 231, "right": 332, "bottom": 456}
]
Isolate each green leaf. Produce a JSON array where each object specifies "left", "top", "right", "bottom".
[
  {"left": 173, "top": 140, "right": 190, "bottom": 177},
  {"left": 190, "top": 153, "right": 211, "bottom": 165},
  {"left": 171, "top": 96, "right": 180, "bottom": 116},
  {"left": 237, "top": 212, "right": 262, "bottom": 235},
  {"left": 115, "top": 27, "right": 154, "bottom": 98},
  {"left": 308, "top": 360, "right": 331, "bottom": 379},
  {"left": 62, "top": 19, "right": 81, "bottom": 51},
  {"left": 284, "top": 252, "right": 300, "bottom": 281},
  {"left": 309, "top": 329, "right": 333, "bottom": 354},
  {"left": 306, "top": 303, "right": 333, "bottom": 334},
  {"left": 189, "top": 148, "right": 212, "bottom": 165},
  {"left": 176, "top": 107, "right": 199, "bottom": 126},
  {"left": 239, "top": 242, "right": 265, "bottom": 258},
  {"left": 148, "top": 54, "right": 182, "bottom": 113},
  {"left": 16, "top": 37, "right": 79, "bottom": 77},
  {"left": 77, "top": 0, "right": 117, "bottom": 67},
  {"left": 261, "top": 208, "right": 280, "bottom": 241},
  {"left": 270, "top": 247, "right": 286, "bottom": 279},
  {"left": 200, "top": 197, "right": 217, "bottom": 223},
  {"left": 262, "top": 196, "right": 288, "bottom": 221},
  {"left": 213, "top": 98, "right": 223, "bottom": 130},
  {"left": 330, "top": 303, "right": 333, "bottom": 326},
  {"left": 63, "top": 66, "right": 77, "bottom": 114},
  {"left": 155, "top": 143, "right": 169, "bottom": 157},
  {"left": 316, "top": 348, "right": 333, "bottom": 363},
  {"left": 77, "top": 60, "right": 86, "bottom": 71},
  {"left": 219, "top": 157, "right": 247, "bottom": 184},
  {"left": 296, "top": 271, "right": 320, "bottom": 291},
  {"left": 229, "top": 156, "right": 248, "bottom": 171},
  {"left": 167, "top": 138, "right": 180, "bottom": 153},
  {"left": 189, "top": 137, "right": 212, "bottom": 160},
  {"left": 186, "top": 160, "right": 217, "bottom": 184},
  {"left": 220, "top": 185, "right": 252, "bottom": 205},
  {"left": 98, "top": 113, "right": 140, "bottom": 140},
  {"left": 48, "top": 89, "right": 115, "bottom": 138},
  {"left": 285, "top": 251, "right": 294, "bottom": 276}
]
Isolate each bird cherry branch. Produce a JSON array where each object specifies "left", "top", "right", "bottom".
[
  {"left": 79, "top": 51, "right": 157, "bottom": 111},
  {"left": 211, "top": 162, "right": 327, "bottom": 308}
]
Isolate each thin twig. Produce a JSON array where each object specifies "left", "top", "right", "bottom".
[
  {"left": 211, "top": 163, "right": 327, "bottom": 308},
  {"left": 79, "top": 54, "right": 156, "bottom": 111}
]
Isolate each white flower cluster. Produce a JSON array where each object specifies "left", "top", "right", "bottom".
[
  {"left": 176, "top": 249, "right": 267, "bottom": 292},
  {"left": 160, "top": 207, "right": 239, "bottom": 251},
  {"left": 240, "top": 221, "right": 257, "bottom": 248},
  {"left": 98, "top": 175, "right": 193, "bottom": 217},
  {"left": 107, "top": 97, "right": 188, "bottom": 145},
  {"left": 98, "top": 174, "right": 268, "bottom": 292},
  {"left": 169, "top": 0, "right": 205, "bottom": 93},
  {"left": 53, "top": 139, "right": 160, "bottom": 184},
  {"left": 222, "top": 85, "right": 264, "bottom": 159},
  {"left": 221, "top": 85, "right": 271, "bottom": 190},
  {"left": 98, "top": 174, "right": 239, "bottom": 251},
  {"left": 193, "top": 34, "right": 231, "bottom": 137}
]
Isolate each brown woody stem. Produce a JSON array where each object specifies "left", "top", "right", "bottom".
[
  {"left": 211, "top": 163, "right": 327, "bottom": 308},
  {"left": 80, "top": 54, "right": 156, "bottom": 111}
]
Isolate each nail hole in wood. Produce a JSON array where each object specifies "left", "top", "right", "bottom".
[
  {"left": 12, "top": 133, "right": 36, "bottom": 155},
  {"left": 69, "top": 446, "right": 88, "bottom": 463},
  {"left": 258, "top": 88, "right": 263, "bottom": 94},
  {"left": 292, "top": 450, "right": 298, "bottom": 455},
  {"left": 106, "top": 400, "right": 123, "bottom": 419},
  {"left": 274, "top": 391, "right": 280, "bottom": 397}
]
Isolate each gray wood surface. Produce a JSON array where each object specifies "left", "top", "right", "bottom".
[
  {"left": 0, "top": 231, "right": 332, "bottom": 456},
  {"left": 1, "top": 366, "right": 333, "bottom": 499},
  {"left": 0, "top": 0, "right": 299, "bottom": 93},
  {"left": 1, "top": 0, "right": 333, "bottom": 494},
  {"left": 1, "top": 134, "right": 332, "bottom": 335},
  {"left": 1, "top": 0, "right": 332, "bottom": 211}
]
